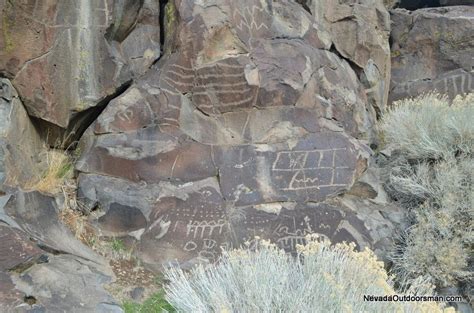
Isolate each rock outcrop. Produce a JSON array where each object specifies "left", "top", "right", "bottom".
[
  {"left": 0, "top": 0, "right": 160, "bottom": 134},
  {"left": 75, "top": 0, "right": 398, "bottom": 268},
  {"left": 0, "top": 78, "right": 45, "bottom": 192},
  {"left": 307, "top": 0, "right": 392, "bottom": 116},
  {"left": 1, "top": 0, "right": 472, "bottom": 310},
  {"left": 389, "top": 6, "right": 474, "bottom": 103},
  {"left": 0, "top": 192, "right": 121, "bottom": 312}
]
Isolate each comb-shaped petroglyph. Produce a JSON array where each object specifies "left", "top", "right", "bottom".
[{"left": 186, "top": 219, "right": 229, "bottom": 239}]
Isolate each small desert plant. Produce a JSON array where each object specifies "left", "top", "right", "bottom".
[
  {"left": 379, "top": 93, "right": 473, "bottom": 293},
  {"left": 26, "top": 149, "right": 74, "bottom": 195},
  {"left": 164, "top": 236, "right": 449, "bottom": 312},
  {"left": 383, "top": 0, "right": 400, "bottom": 9},
  {"left": 123, "top": 290, "right": 175, "bottom": 313},
  {"left": 111, "top": 238, "right": 127, "bottom": 252},
  {"left": 379, "top": 93, "right": 473, "bottom": 161}
]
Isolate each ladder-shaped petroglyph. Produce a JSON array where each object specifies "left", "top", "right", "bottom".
[
  {"left": 396, "top": 71, "right": 473, "bottom": 99},
  {"left": 162, "top": 63, "right": 195, "bottom": 92},
  {"left": 272, "top": 148, "right": 351, "bottom": 191},
  {"left": 192, "top": 61, "right": 257, "bottom": 112},
  {"left": 433, "top": 71, "right": 473, "bottom": 96}
]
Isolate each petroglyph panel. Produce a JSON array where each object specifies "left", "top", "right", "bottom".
[
  {"left": 2, "top": 0, "right": 161, "bottom": 130},
  {"left": 71, "top": 0, "right": 398, "bottom": 270},
  {"left": 76, "top": 127, "right": 217, "bottom": 183},
  {"left": 271, "top": 148, "right": 351, "bottom": 191},
  {"left": 389, "top": 69, "right": 474, "bottom": 104},
  {"left": 192, "top": 57, "right": 259, "bottom": 114},
  {"left": 228, "top": 0, "right": 272, "bottom": 45},
  {"left": 390, "top": 7, "right": 474, "bottom": 104},
  {"left": 215, "top": 133, "right": 361, "bottom": 205},
  {"left": 138, "top": 182, "right": 231, "bottom": 266},
  {"left": 94, "top": 87, "right": 156, "bottom": 133},
  {"left": 160, "top": 58, "right": 196, "bottom": 94},
  {"left": 230, "top": 202, "right": 373, "bottom": 252}
]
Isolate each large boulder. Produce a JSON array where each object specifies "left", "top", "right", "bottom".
[
  {"left": 3, "top": 192, "right": 107, "bottom": 263},
  {"left": 76, "top": 0, "right": 398, "bottom": 268},
  {"left": 0, "top": 0, "right": 160, "bottom": 132},
  {"left": 389, "top": 6, "right": 474, "bottom": 103},
  {"left": 307, "top": 0, "right": 392, "bottom": 116},
  {"left": 0, "top": 253, "right": 122, "bottom": 313},
  {"left": 0, "top": 78, "right": 46, "bottom": 192},
  {"left": 0, "top": 193, "right": 121, "bottom": 312}
]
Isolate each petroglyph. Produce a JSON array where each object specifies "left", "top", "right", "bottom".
[
  {"left": 192, "top": 59, "right": 258, "bottom": 113},
  {"left": 273, "top": 223, "right": 313, "bottom": 250},
  {"left": 272, "top": 148, "right": 351, "bottom": 191},
  {"left": 433, "top": 71, "right": 473, "bottom": 96},
  {"left": 116, "top": 109, "right": 134, "bottom": 122},
  {"left": 391, "top": 70, "right": 474, "bottom": 103},
  {"left": 183, "top": 239, "right": 220, "bottom": 261},
  {"left": 183, "top": 240, "right": 198, "bottom": 252},
  {"left": 233, "top": 5, "right": 269, "bottom": 33},
  {"left": 186, "top": 219, "right": 228, "bottom": 239}
]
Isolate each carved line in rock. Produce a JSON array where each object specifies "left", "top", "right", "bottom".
[
  {"left": 391, "top": 71, "right": 474, "bottom": 101},
  {"left": 271, "top": 148, "right": 351, "bottom": 191},
  {"left": 233, "top": 4, "right": 269, "bottom": 36}
]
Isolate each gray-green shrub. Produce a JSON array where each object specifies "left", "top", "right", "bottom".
[
  {"left": 379, "top": 93, "right": 473, "bottom": 292},
  {"left": 379, "top": 93, "right": 473, "bottom": 161},
  {"left": 164, "top": 236, "right": 447, "bottom": 312}
]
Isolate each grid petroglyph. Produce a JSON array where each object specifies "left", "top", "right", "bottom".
[{"left": 271, "top": 148, "right": 351, "bottom": 191}]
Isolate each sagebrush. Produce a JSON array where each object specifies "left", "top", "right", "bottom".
[
  {"left": 378, "top": 93, "right": 473, "bottom": 293},
  {"left": 164, "top": 235, "right": 449, "bottom": 312}
]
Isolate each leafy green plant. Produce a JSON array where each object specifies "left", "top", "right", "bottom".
[
  {"left": 123, "top": 290, "right": 175, "bottom": 313},
  {"left": 164, "top": 236, "right": 447, "bottom": 312},
  {"left": 111, "top": 238, "right": 126, "bottom": 252}
]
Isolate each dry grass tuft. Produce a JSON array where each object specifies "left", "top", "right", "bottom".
[{"left": 25, "top": 149, "right": 74, "bottom": 195}]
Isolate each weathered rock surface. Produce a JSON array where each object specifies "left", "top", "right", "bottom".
[
  {"left": 0, "top": 223, "right": 45, "bottom": 272},
  {"left": 0, "top": 78, "right": 45, "bottom": 192},
  {"left": 75, "top": 0, "right": 400, "bottom": 268},
  {"left": 6, "top": 0, "right": 474, "bottom": 310},
  {"left": 389, "top": 6, "right": 474, "bottom": 103},
  {"left": 3, "top": 191, "right": 108, "bottom": 263},
  {"left": 10, "top": 255, "right": 122, "bottom": 313},
  {"left": 0, "top": 254, "right": 123, "bottom": 313},
  {"left": 307, "top": 0, "right": 392, "bottom": 115},
  {"left": 0, "top": 192, "right": 121, "bottom": 312},
  {"left": 0, "top": 0, "right": 160, "bottom": 131},
  {"left": 0, "top": 272, "right": 24, "bottom": 311}
]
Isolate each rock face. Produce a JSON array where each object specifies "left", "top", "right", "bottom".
[
  {"left": 76, "top": 0, "right": 398, "bottom": 268},
  {"left": 0, "top": 193, "right": 121, "bottom": 312},
  {"left": 307, "top": 0, "right": 392, "bottom": 116},
  {"left": 0, "top": 78, "right": 46, "bottom": 192},
  {"left": 389, "top": 6, "right": 474, "bottom": 103},
  {"left": 0, "top": 0, "right": 160, "bottom": 131}
]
